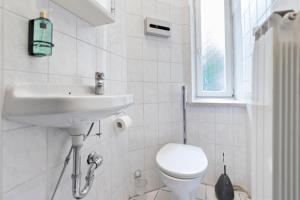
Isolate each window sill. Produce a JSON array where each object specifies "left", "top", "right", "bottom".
[{"left": 188, "top": 98, "right": 247, "bottom": 106}]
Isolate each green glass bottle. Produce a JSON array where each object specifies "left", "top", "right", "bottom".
[{"left": 28, "top": 11, "right": 54, "bottom": 56}]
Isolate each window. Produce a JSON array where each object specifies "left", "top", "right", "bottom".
[{"left": 193, "top": 0, "right": 233, "bottom": 97}]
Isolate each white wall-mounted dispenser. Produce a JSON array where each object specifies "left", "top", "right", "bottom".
[{"left": 144, "top": 17, "right": 171, "bottom": 38}]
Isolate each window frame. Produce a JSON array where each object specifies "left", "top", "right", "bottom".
[{"left": 193, "top": 0, "right": 234, "bottom": 98}]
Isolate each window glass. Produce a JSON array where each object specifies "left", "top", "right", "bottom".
[
  {"left": 200, "top": 0, "right": 226, "bottom": 92},
  {"left": 194, "top": 0, "right": 233, "bottom": 97}
]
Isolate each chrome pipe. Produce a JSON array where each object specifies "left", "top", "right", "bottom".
[
  {"left": 72, "top": 146, "right": 103, "bottom": 199},
  {"left": 182, "top": 86, "right": 187, "bottom": 144}
]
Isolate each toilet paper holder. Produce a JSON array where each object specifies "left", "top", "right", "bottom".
[{"left": 113, "top": 111, "right": 132, "bottom": 131}]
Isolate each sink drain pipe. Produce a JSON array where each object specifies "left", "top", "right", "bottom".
[
  {"left": 71, "top": 141, "right": 103, "bottom": 199},
  {"left": 51, "top": 122, "right": 103, "bottom": 200}
]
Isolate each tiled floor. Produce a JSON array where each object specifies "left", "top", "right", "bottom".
[{"left": 131, "top": 184, "right": 250, "bottom": 200}]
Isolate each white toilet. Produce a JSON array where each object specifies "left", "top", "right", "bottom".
[{"left": 156, "top": 143, "right": 208, "bottom": 200}]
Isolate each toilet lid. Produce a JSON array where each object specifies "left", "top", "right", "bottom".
[{"left": 156, "top": 143, "right": 208, "bottom": 179}]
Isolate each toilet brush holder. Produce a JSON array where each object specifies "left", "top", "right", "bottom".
[{"left": 215, "top": 153, "right": 234, "bottom": 200}]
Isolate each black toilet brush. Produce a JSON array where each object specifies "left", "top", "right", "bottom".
[{"left": 215, "top": 153, "right": 234, "bottom": 200}]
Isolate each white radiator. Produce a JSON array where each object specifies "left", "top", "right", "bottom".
[{"left": 250, "top": 11, "right": 300, "bottom": 200}]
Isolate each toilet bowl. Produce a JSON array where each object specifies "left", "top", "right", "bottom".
[{"left": 156, "top": 143, "right": 208, "bottom": 200}]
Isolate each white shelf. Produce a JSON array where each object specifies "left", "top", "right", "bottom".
[{"left": 52, "top": 0, "right": 115, "bottom": 26}]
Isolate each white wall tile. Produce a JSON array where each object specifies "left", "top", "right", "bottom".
[
  {"left": 216, "top": 106, "right": 232, "bottom": 124},
  {"left": 188, "top": 106, "right": 216, "bottom": 123},
  {"left": 144, "top": 126, "right": 159, "bottom": 147},
  {"left": 158, "top": 103, "right": 172, "bottom": 123},
  {"left": 158, "top": 123, "right": 172, "bottom": 145},
  {"left": 158, "top": 83, "right": 171, "bottom": 102},
  {"left": 158, "top": 42, "right": 171, "bottom": 62},
  {"left": 129, "top": 149, "right": 145, "bottom": 174},
  {"left": 77, "top": 41, "right": 97, "bottom": 78},
  {"left": 144, "top": 104, "right": 158, "bottom": 126},
  {"left": 171, "top": 6, "right": 185, "bottom": 25},
  {"left": 170, "top": 83, "right": 182, "bottom": 102},
  {"left": 128, "top": 105, "right": 144, "bottom": 127},
  {"left": 171, "top": 24, "right": 183, "bottom": 44},
  {"left": 158, "top": 62, "right": 171, "bottom": 83},
  {"left": 156, "top": 2, "right": 171, "bottom": 21},
  {"left": 127, "top": 37, "right": 142, "bottom": 59},
  {"left": 127, "top": 59, "right": 143, "bottom": 81},
  {"left": 110, "top": 54, "right": 123, "bottom": 81},
  {"left": 126, "top": 0, "right": 142, "bottom": 15},
  {"left": 216, "top": 124, "right": 234, "bottom": 145},
  {"left": 171, "top": 44, "right": 183, "bottom": 63},
  {"left": 77, "top": 18, "right": 97, "bottom": 45},
  {"left": 143, "top": 39, "right": 158, "bottom": 61},
  {"left": 142, "top": 0, "right": 156, "bottom": 18},
  {"left": 4, "top": 175, "right": 47, "bottom": 200},
  {"left": 126, "top": 14, "right": 144, "bottom": 38},
  {"left": 46, "top": 128, "right": 71, "bottom": 169},
  {"left": 3, "top": 0, "right": 48, "bottom": 19},
  {"left": 128, "top": 82, "right": 144, "bottom": 104},
  {"left": 143, "top": 82, "right": 158, "bottom": 103},
  {"left": 96, "top": 169, "right": 112, "bottom": 200},
  {"left": 128, "top": 126, "right": 145, "bottom": 151},
  {"left": 198, "top": 123, "right": 216, "bottom": 144},
  {"left": 171, "top": 63, "right": 183, "bottom": 83},
  {"left": 110, "top": 31, "right": 126, "bottom": 57},
  {"left": 96, "top": 26, "right": 110, "bottom": 50},
  {"left": 143, "top": 61, "right": 157, "bottom": 82},
  {"left": 3, "top": 127, "right": 47, "bottom": 191},
  {"left": 144, "top": 146, "right": 159, "bottom": 170},
  {"left": 49, "top": 31, "right": 77, "bottom": 75},
  {"left": 232, "top": 106, "right": 246, "bottom": 124}
]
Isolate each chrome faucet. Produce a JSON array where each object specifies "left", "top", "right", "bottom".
[{"left": 95, "top": 72, "right": 105, "bottom": 95}]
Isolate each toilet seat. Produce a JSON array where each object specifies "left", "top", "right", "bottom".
[{"left": 156, "top": 143, "right": 208, "bottom": 179}]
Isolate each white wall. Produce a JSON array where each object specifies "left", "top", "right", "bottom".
[
  {"left": 186, "top": 105, "right": 249, "bottom": 190},
  {"left": 0, "top": 0, "right": 129, "bottom": 199}
]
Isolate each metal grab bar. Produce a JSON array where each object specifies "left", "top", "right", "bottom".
[{"left": 182, "top": 86, "right": 187, "bottom": 144}]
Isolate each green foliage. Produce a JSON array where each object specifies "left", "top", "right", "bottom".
[{"left": 202, "top": 45, "right": 225, "bottom": 91}]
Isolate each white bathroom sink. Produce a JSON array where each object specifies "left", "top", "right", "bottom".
[{"left": 3, "top": 84, "right": 133, "bottom": 128}]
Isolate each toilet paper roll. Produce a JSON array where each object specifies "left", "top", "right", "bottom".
[{"left": 114, "top": 115, "right": 132, "bottom": 131}]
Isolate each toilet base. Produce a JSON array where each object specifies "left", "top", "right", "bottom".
[{"left": 158, "top": 171, "right": 206, "bottom": 200}]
